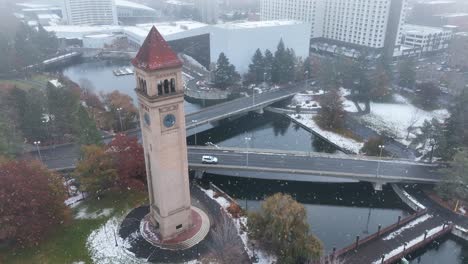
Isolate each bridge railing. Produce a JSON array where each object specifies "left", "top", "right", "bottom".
[
  {"left": 383, "top": 223, "right": 454, "bottom": 264},
  {"left": 328, "top": 208, "right": 428, "bottom": 261}
]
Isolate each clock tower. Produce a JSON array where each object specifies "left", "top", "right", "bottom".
[{"left": 132, "top": 26, "right": 191, "bottom": 240}]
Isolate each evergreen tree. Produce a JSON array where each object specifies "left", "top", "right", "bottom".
[
  {"left": 272, "top": 39, "right": 289, "bottom": 83},
  {"left": 246, "top": 49, "right": 265, "bottom": 84},
  {"left": 46, "top": 83, "right": 80, "bottom": 140},
  {"left": 442, "top": 88, "right": 468, "bottom": 159},
  {"left": 213, "top": 52, "right": 240, "bottom": 89},
  {"left": 263, "top": 49, "right": 274, "bottom": 83},
  {"left": 35, "top": 24, "right": 59, "bottom": 58},
  {"left": 0, "top": 116, "right": 21, "bottom": 157},
  {"left": 303, "top": 56, "right": 312, "bottom": 80},
  {"left": 398, "top": 58, "right": 416, "bottom": 88},
  {"left": 75, "top": 105, "right": 101, "bottom": 145},
  {"left": 436, "top": 148, "right": 468, "bottom": 200},
  {"left": 14, "top": 23, "right": 40, "bottom": 68}
]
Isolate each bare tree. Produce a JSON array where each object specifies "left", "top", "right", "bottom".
[
  {"left": 406, "top": 109, "right": 421, "bottom": 140},
  {"left": 203, "top": 213, "right": 248, "bottom": 264}
]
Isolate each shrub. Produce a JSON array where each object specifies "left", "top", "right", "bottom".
[{"left": 227, "top": 203, "right": 242, "bottom": 218}]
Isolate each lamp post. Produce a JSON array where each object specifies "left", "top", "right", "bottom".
[
  {"left": 192, "top": 119, "right": 198, "bottom": 145},
  {"left": 34, "top": 141, "right": 42, "bottom": 162},
  {"left": 263, "top": 72, "right": 267, "bottom": 84},
  {"left": 116, "top": 107, "right": 124, "bottom": 132},
  {"left": 244, "top": 135, "right": 252, "bottom": 211},
  {"left": 376, "top": 145, "right": 385, "bottom": 179}
]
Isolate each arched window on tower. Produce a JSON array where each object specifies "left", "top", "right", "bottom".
[
  {"left": 142, "top": 80, "right": 147, "bottom": 94},
  {"left": 170, "top": 78, "right": 176, "bottom": 93},
  {"left": 157, "top": 81, "right": 163, "bottom": 96},
  {"left": 164, "top": 79, "right": 169, "bottom": 94}
]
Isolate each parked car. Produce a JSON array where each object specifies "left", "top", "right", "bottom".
[{"left": 202, "top": 155, "right": 218, "bottom": 164}]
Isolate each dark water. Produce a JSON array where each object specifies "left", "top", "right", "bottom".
[
  {"left": 201, "top": 175, "right": 409, "bottom": 252},
  {"left": 63, "top": 60, "right": 466, "bottom": 262},
  {"left": 408, "top": 237, "right": 468, "bottom": 264},
  {"left": 188, "top": 112, "right": 338, "bottom": 153},
  {"left": 61, "top": 60, "right": 202, "bottom": 114}
]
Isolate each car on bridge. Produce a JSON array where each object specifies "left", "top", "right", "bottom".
[{"left": 202, "top": 155, "right": 218, "bottom": 164}]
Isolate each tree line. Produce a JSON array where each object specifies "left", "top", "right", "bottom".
[
  {"left": 212, "top": 39, "right": 313, "bottom": 89},
  {"left": 0, "top": 19, "right": 59, "bottom": 74}
]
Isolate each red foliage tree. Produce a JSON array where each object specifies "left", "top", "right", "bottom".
[
  {"left": 107, "top": 134, "right": 146, "bottom": 191},
  {"left": 0, "top": 160, "right": 69, "bottom": 247}
]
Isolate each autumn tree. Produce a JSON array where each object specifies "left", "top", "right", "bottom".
[
  {"left": 107, "top": 134, "right": 146, "bottom": 190},
  {"left": 315, "top": 89, "right": 345, "bottom": 131},
  {"left": 0, "top": 160, "right": 69, "bottom": 247},
  {"left": 74, "top": 145, "right": 117, "bottom": 197},
  {"left": 247, "top": 193, "right": 323, "bottom": 263},
  {"left": 102, "top": 90, "right": 138, "bottom": 132},
  {"left": 436, "top": 148, "right": 468, "bottom": 200}
]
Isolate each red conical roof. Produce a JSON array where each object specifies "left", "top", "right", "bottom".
[{"left": 131, "top": 26, "right": 183, "bottom": 71}]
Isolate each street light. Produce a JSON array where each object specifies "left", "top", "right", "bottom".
[
  {"left": 263, "top": 72, "right": 267, "bottom": 84},
  {"left": 244, "top": 135, "right": 252, "bottom": 211},
  {"left": 376, "top": 145, "right": 385, "bottom": 178},
  {"left": 34, "top": 141, "right": 43, "bottom": 162},
  {"left": 192, "top": 119, "right": 198, "bottom": 145},
  {"left": 116, "top": 107, "right": 124, "bottom": 131}
]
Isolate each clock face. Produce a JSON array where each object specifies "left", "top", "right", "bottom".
[
  {"left": 163, "top": 114, "right": 176, "bottom": 128},
  {"left": 144, "top": 113, "right": 151, "bottom": 126}
]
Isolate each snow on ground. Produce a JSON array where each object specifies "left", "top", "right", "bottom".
[
  {"left": 87, "top": 217, "right": 142, "bottom": 264},
  {"left": 65, "top": 193, "right": 87, "bottom": 207},
  {"left": 289, "top": 114, "right": 364, "bottom": 154},
  {"left": 383, "top": 214, "right": 433, "bottom": 240},
  {"left": 87, "top": 216, "right": 200, "bottom": 264},
  {"left": 201, "top": 187, "right": 276, "bottom": 264},
  {"left": 402, "top": 190, "right": 427, "bottom": 210},
  {"left": 75, "top": 207, "right": 114, "bottom": 220},
  {"left": 289, "top": 94, "right": 320, "bottom": 110},
  {"left": 180, "top": 54, "right": 207, "bottom": 71},
  {"left": 343, "top": 91, "right": 449, "bottom": 146},
  {"left": 372, "top": 225, "right": 445, "bottom": 264}
]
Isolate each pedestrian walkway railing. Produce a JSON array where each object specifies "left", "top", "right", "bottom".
[
  {"left": 325, "top": 208, "right": 428, "bottom": 262},
  {"left": 382, "top": 222, "right": 453, "bottom": 264}
]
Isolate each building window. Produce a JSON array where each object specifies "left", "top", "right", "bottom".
[
  {"left": 157, "top": 81, "right": 163, "bottom": 96},
  {"left": 164, "top": 79, "right": 169, "bottom": 94},
  {"left": 170, "top": 78, "right": 176, "bottom": 93}
]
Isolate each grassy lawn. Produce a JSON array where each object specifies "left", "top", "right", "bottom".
[
  {"left": 0, "top": 190, "right": 148, "bottom": 264},
  {"left": 0, "top": 73, "right": 51, "bottom": 90}
]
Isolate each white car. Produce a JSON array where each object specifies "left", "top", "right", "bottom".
[{"left": 202, "top": 155, "right": 218, "bottom": 164}]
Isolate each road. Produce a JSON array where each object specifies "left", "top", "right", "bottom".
[
  {"left": 28, "top": 144, "right": 442, "bottom": 184},
  {"left": 185, "top": 83, "right": 306, "bottom": 131}
]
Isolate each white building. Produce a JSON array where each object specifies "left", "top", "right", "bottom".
[
  {"left": 62, "top": 0, "right": 118, "bottom": 25},
  {"left": 195, "top": 0, "right": 219, "bottom": 24},
  {"left": 261, "top": 0, "right": 408, "bottom": 57},
  {"left": 210, "top": 21, "right": 311, "bottom": 73},
  {"left": 115, "top": 0, "right": 159, "bottom": 23},
  {"left": 46, "top": 20, "right": 311, "bottom": 74},
  {"left": 261, "top": 0, "right": 325, "bottom": 38},
  {"left": 401, "top": 24, "right": 452, "bottom": 53}
]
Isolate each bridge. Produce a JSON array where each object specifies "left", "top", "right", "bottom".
[
  {"left": 184, "top": 84, "right": 304, "bottom": 136},
  {"left": 28, "top": 144, "right": 443, "bottom": 189}
]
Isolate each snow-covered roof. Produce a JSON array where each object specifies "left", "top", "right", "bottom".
[
  {"left": 44, "top": 25, "right": 123, "bottom": 39},
  {"left": 84, "top": 33, "right": 115, "bottom": 38},
  {"left": 165, "top": 0, "right": 194, "bottom": 6},
  {"left": 435, "top": 12, "right": 468, "bottom": 18},
  {"left": 124, "top": 21, "right": 209, "bottom": 41},
  {"left": 420, "top": 0, "right": 455, "bottom": 4},
  {"left": 37, "top": 13, "right": 60, "bottom": 19},
  {"left": 116, "top": 0, "right": 155, "bottom": 11},
  {"left": 403, "top": 24, "right": 451, "bottom": 35},
  {"left": 214, "top": 20, "right": 303, "bottom": 30}
]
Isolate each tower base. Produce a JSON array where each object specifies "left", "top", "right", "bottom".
[{"left": 140, "top": 206, "right": 210, "bottom": 250}]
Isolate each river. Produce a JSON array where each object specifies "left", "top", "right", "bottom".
[{"left": 62, "top": 60, "right": 467, "bottom": 263}]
